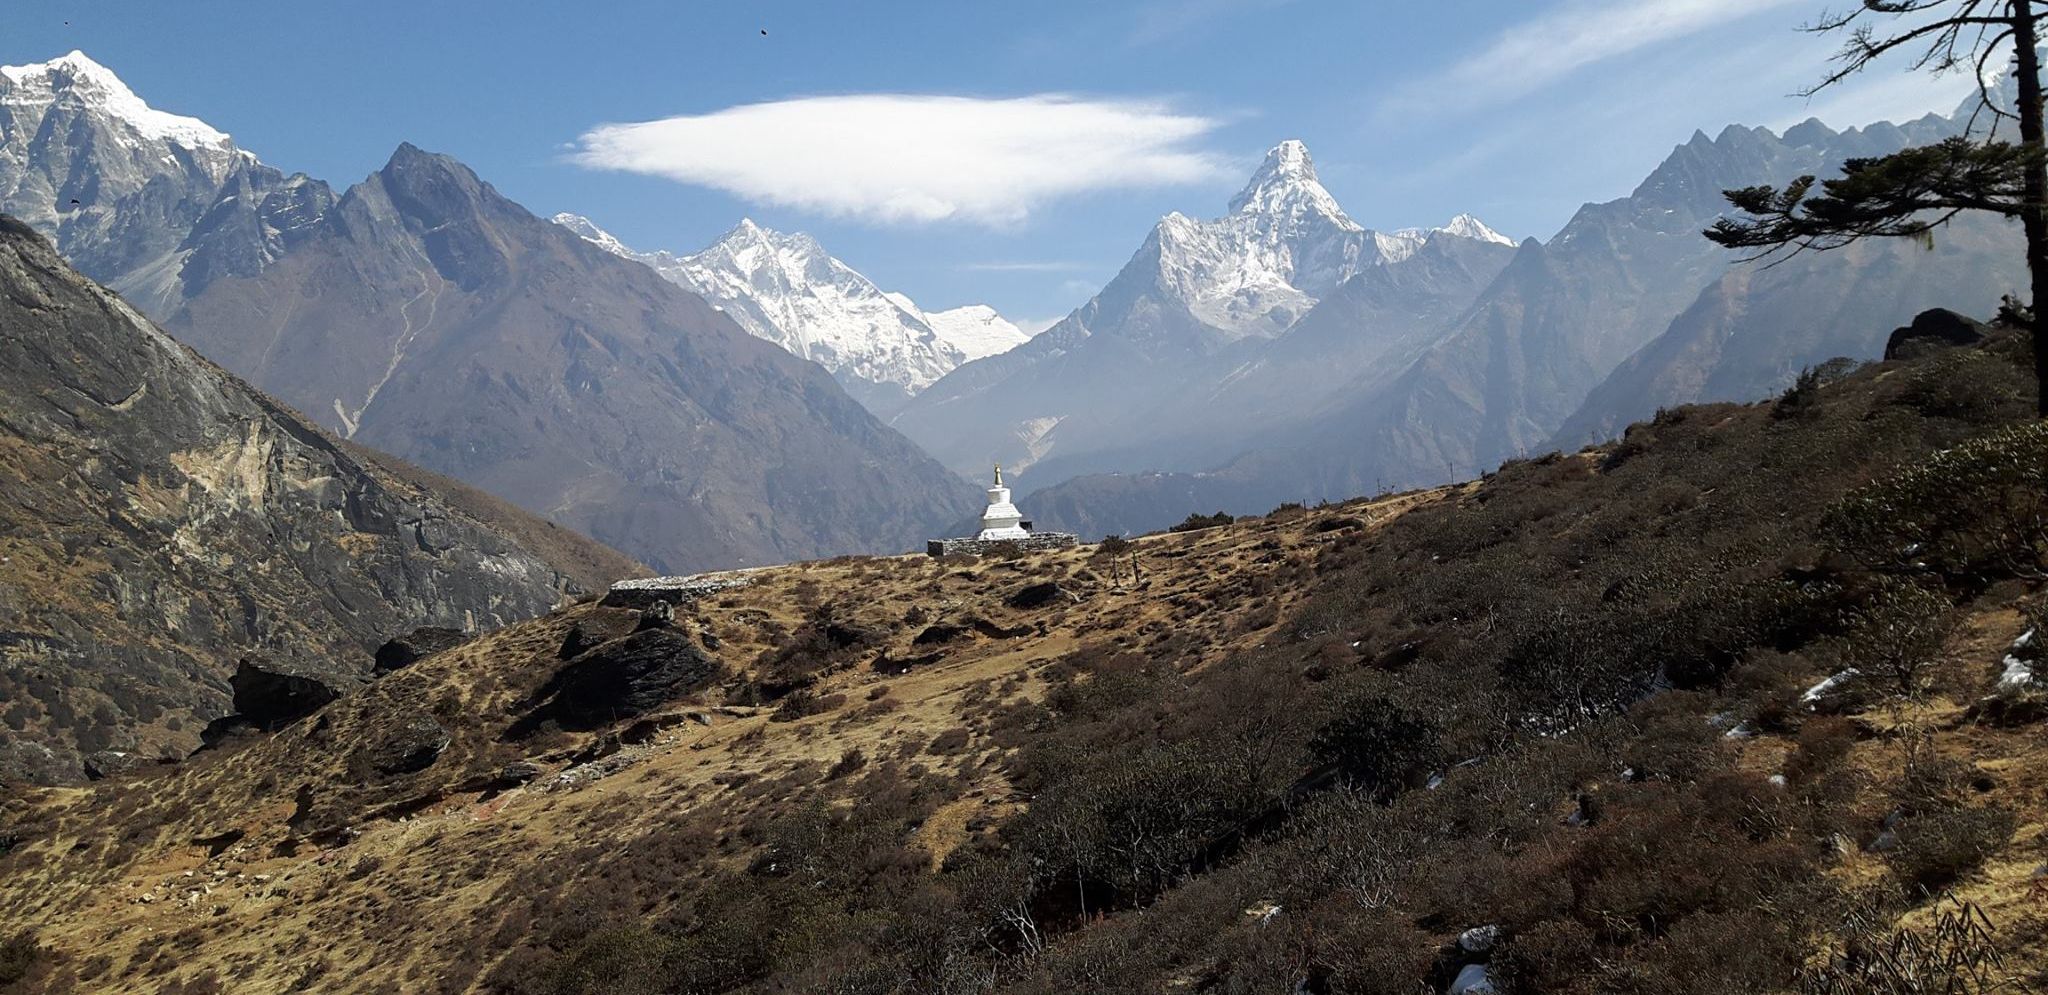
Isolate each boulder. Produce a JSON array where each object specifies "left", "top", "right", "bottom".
[
  {"left": 1884, "top": 308, "right": 1988, "bottom": 361},
  {"left": 373, "top": 626, "right": 472, "bottom": 674},
  {"left": 82, "top": 750, "right": 146, "bottom": 781},
  {"left": 1457, "top": 925, "right": 1500, "bottom": 957},
  {"left": 1007, "top": 581, "right": 1076, "bottom": 610},
  {"left": 231, "top": 659, "right": 359, "bottom": 731},
  {"left": 634, "top": 600, "right": 675, "bottom": 632},
  {"left": 538, "top": 628, "right": 724, "bottom": 730},
  {"left": 349, "top": 711, "right": 451, "bottom": 778},
  {"left": 496, "top": 761, "right": 543, "bottom": 786}
]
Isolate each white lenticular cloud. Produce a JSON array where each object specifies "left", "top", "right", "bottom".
[{"left": 573, "top": 94, "right": 1226, "bottom": 226}]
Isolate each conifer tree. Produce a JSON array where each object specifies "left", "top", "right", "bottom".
[{"left": 1705, "top": 1, "right": 2048, "bottom": 413}]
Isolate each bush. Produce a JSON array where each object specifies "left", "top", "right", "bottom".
[
  {"left": 1096, "top": 535, "right": 1131, "bottom": 556},
  {"left": 1822, "top": 422, "right": 2048, "bottom": 583},
  {"left": 1169, "top": 511, "right": 1234, "bottom": 532},
  {"left": 0, "top": 933, "right": 44, "bottom": 991},
  {"left": 1886, "top": 803, "right": 2015, "bottom": 895}
]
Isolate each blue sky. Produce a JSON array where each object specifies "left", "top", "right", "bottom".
[{"left": 5, "top": 0, "right": 1974, "bottom": 328}]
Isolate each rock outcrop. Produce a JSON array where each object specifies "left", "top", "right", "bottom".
[
  {"left": 527, "top": 629, "right": 725, "bottom": 731},
  {"left": 0, "top": 215, "right": 587, "bottom": 783},
  {"left": 1885, "top": 308, "right": 1992, "bottom": 361}
]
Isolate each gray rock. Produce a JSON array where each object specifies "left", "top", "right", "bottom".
[
  {"left": 231, "top": 659, "right": 359, "bottom": 732},
  {"left": 528, "top": 628, "right": 725, "bottom": 731},
  {"left": 350, "top": 712, "right": 451, "bottom": 778},
  {"left": 374, "top": 627, "right": 473, "bottom": 674},
  {"left": 1884, "top": 308, "right": 1989, "bottom": 361},
  {"left": 82, "top": 750, "right": 146, "bottom": 781}
]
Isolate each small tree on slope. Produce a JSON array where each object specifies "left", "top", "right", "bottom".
[{"left": 1704, "top": 0, "right": 2048, "bottom": 414}]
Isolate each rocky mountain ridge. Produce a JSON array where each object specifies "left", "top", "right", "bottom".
[{"left": 0, "top": 214, "right": 621, "bottom": 784}]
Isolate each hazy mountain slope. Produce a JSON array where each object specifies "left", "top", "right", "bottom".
[
  {"left": 891, "top": 140, "right": 1507, "bottom": 483},
  {"left": 163, "top": 145, "right": 980, "bottom": 572},
  {"left": 1552, "top": 212, "right": 2025, "bottom": 447},
  {"left": 1020, "top": 113, "right": 1995, "bottom": 538},
  {"left": 1015, "top": 230, "right": 1518, "bottom": 489},
  {"left": 555, "top": 214, "right": 1029, "bottom": 415},
  {"left": 0, "top": 215, "right": 600, "bottom": 784},
  {"left": 1322, "top": 116, "right": 1963, "bottom": 486}
]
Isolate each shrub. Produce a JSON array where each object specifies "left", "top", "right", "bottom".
[
  {"left": 1799, "top": 899, "right": 2016, "bottom": 995},
  {"left": 1169, "top": 511, "right": 1233, "bottom": 532},
  {"left": 0, "top": 933, "right": 44, "bottom": 991},
  {"left": 1096, "top": 535, "right": 1131, "bottom": 556},
  {"left": 1822, "top": 422, "right": 2048, "bottom": 583},
  {"left": 926, "top": 727, "right": 971, "bottom": 756},
  {"left": 1886, "top": 803, "right": 2015, "bottom": 895}
]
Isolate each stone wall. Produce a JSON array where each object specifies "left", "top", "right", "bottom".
[
  {"left": 926, "top": 533, "right": 1080, "bottom": 557},
  {"left": 602, "top": 568, "right": 765, "bottom": 609}
]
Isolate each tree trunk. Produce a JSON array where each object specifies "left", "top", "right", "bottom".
[{"left": 2013, "top": 1, "right": 2048, "bottom": 415}]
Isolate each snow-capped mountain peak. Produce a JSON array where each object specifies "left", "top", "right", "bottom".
[
  {"left": 1435, "top": 213, "right": 1514, "bottom": 246},
  {"left": 551, "top": 213, "right": 1031, "bottom": 411},
  {"left": 1227, "top": 139, "right": 1360, "bottom": 233},
  {"left": 1376, "top": 214, "right": 1518, "bottom": 263},
  {"left": 552, "top": 212, "right": 637, "bottom": 258},
  {"left": 0, "top": 50, "right": 244, "bottom": 154}
]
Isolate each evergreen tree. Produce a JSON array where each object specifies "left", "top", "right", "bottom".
[{"left": 1704, "top": 0, "right": 2048, "bottom": 413}]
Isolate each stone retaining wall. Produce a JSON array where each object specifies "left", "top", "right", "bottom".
[
  {"left": 602, "top": 568, "right": 765, "bottom": 609},
  {"left": 927, "top": 533, "right": 1079, "bottom": 557}
]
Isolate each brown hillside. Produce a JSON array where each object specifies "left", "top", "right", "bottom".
[{"left": 5, "top": 331, "right": 2048, "bottom": 995}]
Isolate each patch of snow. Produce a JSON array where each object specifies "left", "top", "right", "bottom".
[
  {"left": 2000, "top": 628, "right": 2038, "bottom": 690},
  {"left": 1801, "top": 668, "right": 1861, "bottom": 706},
  {"left": 921, "top": 304, "right": 1032, "bottom": 362},
  {"left": 1448, "top": 963, "right": 1498, "bottom": 995}
]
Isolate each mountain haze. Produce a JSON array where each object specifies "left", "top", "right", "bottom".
[
  {"left": 890, "top": 140, "right": 1515, "bottom": 486},
  {"left": 1007, "top": 108, "right": 2026, "bottom": 538},
  {"left": 152, "top": 146, "right": 980, "bottom": 573}
]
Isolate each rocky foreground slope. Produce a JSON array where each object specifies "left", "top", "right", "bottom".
[
  {"left": 0, "top": 216, "right": 638, "bottom": 785},
  {"left": 3, "top": 324, "right": 2045, "bottom": 994}
]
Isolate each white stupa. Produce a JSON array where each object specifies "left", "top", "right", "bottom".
[
  {"left": 977, "top": 465, "right": 1030, "bottom": 540},
  {"left": 928, "top": 464, "right": 1078, "bottom": 555}
]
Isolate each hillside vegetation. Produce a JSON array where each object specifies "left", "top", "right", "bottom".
[{"left": 3, "top": 330, "right": 2047, "bottom": 993}]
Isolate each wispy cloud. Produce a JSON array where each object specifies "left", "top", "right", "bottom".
[
  {"left": 573, "top": 94, "right": 1227, "bottom": 226},
  {"left": 956, "top": 260, "right": 1090, "bottom": 273},
  {"left": 1386, "top": 0, "right": 1804, "bottom": 116}
]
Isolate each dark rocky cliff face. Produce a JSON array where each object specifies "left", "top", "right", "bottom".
[{"left": 0, "top": 216, "right": 581, "bottom": 784}]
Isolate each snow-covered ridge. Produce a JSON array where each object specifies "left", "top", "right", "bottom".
[
  {"left": 552, "top": 213, "right": 1031, "bottom": 405},
  {"left": 0, "top": 50, "right": 245, "bottom": 154},
  {"left": 921, "top": 303, "right": 1030, "bottom": 362}
]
